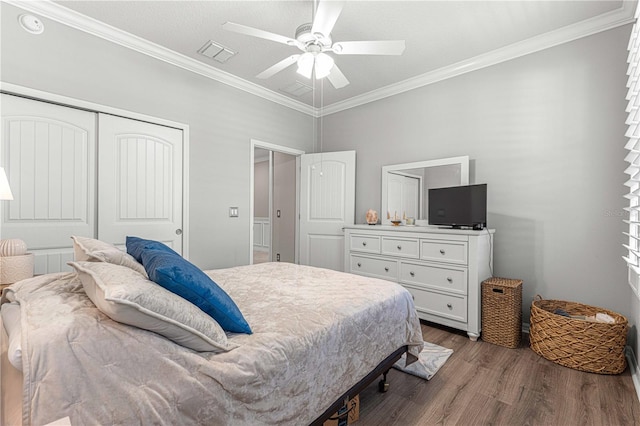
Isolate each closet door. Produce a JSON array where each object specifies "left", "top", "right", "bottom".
[
  {"left": 97, "top": 114, "right": 183, "bottom": 254},
  {"left": 0, "top": 94, "right": 96, "bottom": 273}
]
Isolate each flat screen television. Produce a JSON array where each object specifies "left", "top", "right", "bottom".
[{"left": 428, "top": 184, "right": 487, "bottom": 230}]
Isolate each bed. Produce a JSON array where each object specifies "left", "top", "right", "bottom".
[{"left": 1, "top": 255, "right": 423, "bottom": 425}]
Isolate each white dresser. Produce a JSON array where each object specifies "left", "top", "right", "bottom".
[{"left": 344, "top": 225, "right": 494, "bottom": 341}]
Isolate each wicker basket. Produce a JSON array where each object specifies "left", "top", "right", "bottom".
[
  {"left": 481, "top": 278, "right": 522, "bottom": 348},
  {"left": 529, "top": 296, "right": 628, "bottom": 374}
]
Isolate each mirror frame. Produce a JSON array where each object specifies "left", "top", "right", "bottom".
[{"left": 381, "top": 155, "right": 469, "bottom": 225}]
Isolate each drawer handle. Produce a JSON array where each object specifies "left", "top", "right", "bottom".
[
  {"left": 357, "top": 262, "right": 362, "bottom": 268},
  {"left": 362, "top": 242, "right": 367, "bottom": 246},
  {"left": 447, "top": 303, "right": 453, "bottom": 309},
  {"left": 410, "top": 271, "right": 415, "bottom": 277},
  {"left": 440, "top": 249, "right": 446, "bottom": 255},
  {"left": 397, "top": 245, "right": 402, "bottom": 250},
  {"left": 447, "top": 277, "right": 453, "bottom": 283},
  {"left": 384, "top": 267, "right": 389, "bottom": 272}
]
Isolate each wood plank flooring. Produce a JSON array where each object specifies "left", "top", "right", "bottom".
[{"left": 358, "top": 321, "right": 640, "bottom": 425}]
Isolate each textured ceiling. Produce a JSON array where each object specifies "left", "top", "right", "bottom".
[{"left": 47, "top": 1, "right": 625, "bottom": 108}]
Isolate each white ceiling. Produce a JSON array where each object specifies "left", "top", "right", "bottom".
[{"left": 16, "top": 1, "right": 634, "bottom": 114}]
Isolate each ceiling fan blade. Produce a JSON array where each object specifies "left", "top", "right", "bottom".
[
  {"left": 256, "top": 55, "right": 300, "bottom": 79},
  {"left": 311, "top": 0, "right": 344, "bottom": 38},
  {"left": 327, "top": 64, "right": 349, "bottom": 89},
  {"left": 223, "top": 22, "right": 300, "bottom": 47},
  {"left": 332, "top": 40, "right": 406, "bottom": 55}
]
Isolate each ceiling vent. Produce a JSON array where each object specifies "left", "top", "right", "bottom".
[
  {"left": 280, "top": 81, "right": 313, "bottom": 97},
  {"left": 198, "top": 40, "right": 236, "bottom": 63}
]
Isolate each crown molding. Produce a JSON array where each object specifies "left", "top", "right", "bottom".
[
  {"left": 319, "top": 0, "right": 637, "bottom": 117},
  {"left": 4, "top": 0, "right": 316, "bottom": 117},
  {"left": 5, "top": 0, "right": 637, "bottom": 119}
]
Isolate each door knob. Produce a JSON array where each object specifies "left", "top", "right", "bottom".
[{"left": 175, "top": 229, "right": 183, "bottom": 235}]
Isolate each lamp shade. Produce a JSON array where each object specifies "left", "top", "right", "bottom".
[
  {"left": 0, "top": 167, "right": 13, "bottom": 201},
  {"left": 296, "top": 52, "right": 314, "bottom": 79},
  {"left": 314, "top": 53, "right": 334, "bottom": 79}
]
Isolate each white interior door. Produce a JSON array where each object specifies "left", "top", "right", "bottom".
[
  {"left": 98, "top": 113, "right": 183, "bottom": 253},
  {"left": 1, "top": 94, "right": 96, "bottom": 273},
  {"left": 299, "top": 150, "right": 355, "bottom": 271}
]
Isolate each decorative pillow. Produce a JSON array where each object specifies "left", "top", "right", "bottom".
[
  {"left": 141, "top": 249, "right": 252, "bottom": 334},
  {"left": 71, "top": 236, "right": 147, "bottom": 278},
  {"left": 68, "top": 261, "right": 236, "bottom": 353},
  {"left": 0, "top": 302, "right": 23, "bottom": 371},
  {"left": 126, "top": 236, "right": 179, "bottom": 264}
]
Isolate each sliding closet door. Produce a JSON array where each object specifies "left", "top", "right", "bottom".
[
  {"left": 0, "top": 94, "right": 96, "bottom": 273},
  {"left": 97, "top": 114, "right": 183, "bottom": 253}
]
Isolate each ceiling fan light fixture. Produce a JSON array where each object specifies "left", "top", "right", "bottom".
[
  {"left": 314, "top": 53, "right": 334, "bottom": 79},
  {"left": 296, "top": 52, "right": 314, "bottom": 79}
]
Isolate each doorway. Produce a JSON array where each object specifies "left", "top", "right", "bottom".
[{"left": 250, "top": 140, "right": 304, "bottom": 265}]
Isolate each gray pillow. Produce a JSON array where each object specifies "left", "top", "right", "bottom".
[
  {"left": 68, "top": 261, "right": 236, "bottom": 353},
  {"left": 71, "top": 235, "right": 148, "bottom": 277}
]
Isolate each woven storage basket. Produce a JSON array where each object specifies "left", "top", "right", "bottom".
[
  {"left": 529, "top": 296, "right": 628, "bottom": 374},
  {"left": 482, "top": 278, "right": 522, "bottom": 348}
]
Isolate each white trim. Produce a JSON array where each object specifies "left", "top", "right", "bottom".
[
  {"left": 625, "top": 346, "right": 640, "bottom": 403},
  {"left": 6, "top": 0, "right": 315, "bottom": 117},
  {"left": 321, "top": 1, "right": 637, "bottom": 116},
  {"left": 5, "top": 0, "right": 635, "bottom": 118},
  {"left": 0, "top": 82, "right": 191, "bottom": 259},
  {"left": 249, "top": 139, "right": 305, "bottom": 265}
]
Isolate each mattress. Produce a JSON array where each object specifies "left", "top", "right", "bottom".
[{"left": 2, "top": 262, "right": 423, "bottom": 425}]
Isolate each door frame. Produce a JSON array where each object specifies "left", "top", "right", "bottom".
[
  {"left": 0, "top": 82, "right": 191, "bottom": 258},
  {"left": 250, "top": 139, "right": 304, "bottom": 265}
]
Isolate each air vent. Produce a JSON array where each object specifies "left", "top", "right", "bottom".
[
  {"left": 280, "top": 81, "right": 313, "bottom": 97},
  {"left": 197, "top": 40, "right": 236, "bottom": 63}
]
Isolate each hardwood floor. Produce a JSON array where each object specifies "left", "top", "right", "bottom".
[{"left": 358, "top": 321, "right": 640, "bottom": 425}]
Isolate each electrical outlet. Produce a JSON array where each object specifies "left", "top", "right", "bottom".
[
  {"left": 277, "top": 210, "right": 281, "bottom": 218},
  {"left": 276, "top": 253, "right": 280, "bottom": 261},
  {"left": 229, "top": 207, "right": 239, "bottom": 217}
]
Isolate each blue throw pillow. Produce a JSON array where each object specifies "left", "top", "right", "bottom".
[
  {"left": 126, "top": 236, "right": 179, "bottom": 264},
  {"left": 141, "top": 249, "right": 252, "bottom": 334}
]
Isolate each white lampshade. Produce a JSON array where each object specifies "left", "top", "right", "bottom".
[
  {"left": 0, "top": 167, "right": 13, "bottom": 201},
  {"left": 314, "top": 53, "right": 334, "bottom": 79},
  {"left": 296, "top": 52, "right": 314, "bottom": 79}
]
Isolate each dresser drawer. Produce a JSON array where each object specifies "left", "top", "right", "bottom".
[
  {"left": 420, "top": 240, "right": 468, "bottom": 265},
  {"left": 405, "top": 285, "right": 467, "bottom": 323},
  {"left": 349, "top": 234, "right": 381, "bottom": 254},
  {"left": 399, "top": 262, "right": 467, "bottom": 294},
  {"left": 381, "top": 237, "right": 419, "bottom": 258},
  {"left": 350, "top": 255, "right": 397, "bottom": 281}
]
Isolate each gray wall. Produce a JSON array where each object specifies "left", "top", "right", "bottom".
[
  {"left": 272, "top": 151, "right": 297, "bottom": 263},
  {"left": 321, "top": 25, "right": 634, "bottom": 326},
  {"left": 254, "top": 160, "right": 269, "bottom": 218},
  {"left": 0, "top": 2, "right": 314, "bottom": 269}
]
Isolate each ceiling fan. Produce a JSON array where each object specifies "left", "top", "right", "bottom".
[{"left": 222, "top": 0, "right": 405, "bottom": 89}]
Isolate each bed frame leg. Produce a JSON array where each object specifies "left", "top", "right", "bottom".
[{"left": 378, "top": 370, "right": 390, "bottom": 393}]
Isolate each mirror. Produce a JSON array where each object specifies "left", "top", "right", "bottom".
[{"left": 381, "top": 156, "right": 469, "bottom": 225}]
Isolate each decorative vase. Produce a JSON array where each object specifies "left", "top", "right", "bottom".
[
  {"left": 366, "top": 209, "right": 378, "bottom": 225},
  {"left": 0, "top": 238, "right": 28, "bottom": 257}
]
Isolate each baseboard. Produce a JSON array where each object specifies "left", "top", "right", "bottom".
[{"left": 625, "top": 346, "right": 640, "bottom": 403}]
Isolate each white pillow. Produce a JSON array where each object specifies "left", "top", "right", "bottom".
[
  {"left": 1, "top": 302, "right": 22, "bottom": 371},
  {"left": 68, "top": 261, "right": 236, "bottom": 353},
  {"left": 71, "top": 236, "right": 148, "bottom": 278}
]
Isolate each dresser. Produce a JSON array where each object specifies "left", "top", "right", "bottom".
[{"left": 344, "top": 225, "right": 494, "bottom": 341}]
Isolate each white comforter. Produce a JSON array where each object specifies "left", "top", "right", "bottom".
[{"left": 5, "top": 262, "right": 423, "bottom": 425}]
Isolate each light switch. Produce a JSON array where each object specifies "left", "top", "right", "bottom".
[{"left": 229, "top": 207, "right": 239, "bottom": 217}]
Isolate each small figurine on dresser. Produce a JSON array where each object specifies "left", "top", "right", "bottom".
[
  {"left": 0, "top": 238, "right": 34, "bottom": 287},
  {"left": 365, "top": 209, "right": 378, "bottom": 225}
]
